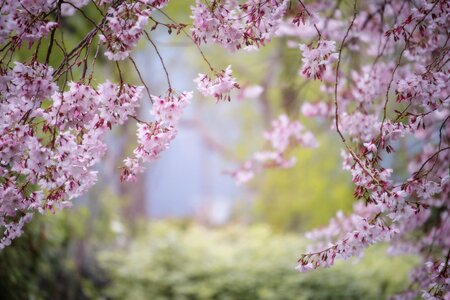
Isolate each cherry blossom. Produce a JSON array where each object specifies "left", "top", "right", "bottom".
[
  {"left": 191, "top": 0, "right": 288, "bottom": 51},
  {"left": 299, "top": 40, "right": 338, "bottom": 80},
  {"left": 121, "top": 89, "right": 191, "bottom": 182},
  {"left": 194, "top": 66, "right": 240, "bottom": 102},
  {"left": 229, "top": 114, "right": 317, "bottom": 184},
  {"left": 288, "top": 1, "right": 450, "bottom": 297},
  {"left": 120, "top": 122, "right": 176, "bottom": 182},
  {"left": 0, "top": 68, "right": 147, "bottom": 247},
  {"left": 97, "top": 81, "right": 143, "bottom": 126},
  {"left": 150, "top": 91, "right": 192, "bottom": 125},
  {"left": 99, "top": 2, "right": 151, "bottom": 60},
  {"left": 301, "top": 102, "right": 331, "bottom": 118}
]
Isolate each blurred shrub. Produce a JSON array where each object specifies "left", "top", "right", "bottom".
[
  {"left": 99, "top": 222, "right": 414, "bottom": 300},
  {"left": 0, "top": 190, "right": 415, "bottom": 300},
  {"left": 0, "top": 211, "right": 109, "bottom": 300},
  {"left": 0, "top": 189, "right": 123, "bottom": 300}
]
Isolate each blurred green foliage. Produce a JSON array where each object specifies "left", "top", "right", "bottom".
[
  {"left": 0, "top": 211, "right": 106, "bottom": 300},
  {"left": 99, "top": 222, "right": 414, "bottom": 300},
  {"left": 0, "top": 205, "right": 416, "bottom": 300},
  {"left": 0, "top": 189, "right": 121, "bottom": 300}
]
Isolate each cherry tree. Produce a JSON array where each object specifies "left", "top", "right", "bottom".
[{"left": 0, "top": 0, "right": 449, "bottom": 298}]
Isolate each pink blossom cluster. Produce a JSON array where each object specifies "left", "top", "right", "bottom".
[
  {"left": 278, "top": 1, "right": 450, "bottom": 297},
  {"left": 99, "top": 0, "right": 169, "bottom": 60},
  {"left": 337, "top": 112, "right": 380, "bottom": 142},
  {"left": 351, "top": 63, "right": 393, "bottom": 107},
  {"left": 151, "top": 91, "right": 191, "bottom": 125},
  {"left": 191, "top": 0, "right": 288, "bottom": 51},
  {"left": 0, "top": 60, "right": 144, "bottom": 248},
  {"left": 396, "top": 70, "right": 449, "bottom": 110},
  {"left": 299, "top": 40, "right": 338, "bottom": 80},
  {"left": 301, "top": 102, "right": 332, "bottom": 118},
  {"left": 0, "top": 0, "right": 57, "bottom": 44},
  {"left": 194, "top": 66, "right": 240, "bottom": 102},
  {"left": 230, "top": 114, "right": 317, "bottom": 185},
  {"left": 292, "top": 5, "right": 319, "bottom": 28},
  {"left": 0, "top": 0, "right": 189, "bottom": 248},
  {"left": 99, "top": 2, "right": 151, "bottom": 60},
  {"left": 120, "top": 91, "right": 191, "bottom": 182}
]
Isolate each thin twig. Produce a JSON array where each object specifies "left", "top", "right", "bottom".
[{"left": 144, "top": 30, "right": 172, "bottom": 91}]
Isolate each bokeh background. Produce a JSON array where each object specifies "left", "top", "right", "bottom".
[{"left": 1, "top": 2, "right": 417, "bottom": 299}]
